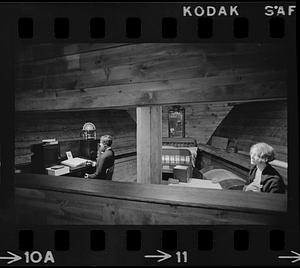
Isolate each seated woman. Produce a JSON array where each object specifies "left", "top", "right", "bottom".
[{"left": 244, "top": 142, "right": 285, "bottom": 194}]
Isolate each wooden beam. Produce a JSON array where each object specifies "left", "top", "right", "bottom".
[
  {"left": 16, "top": 43, "right": 129, "bottom": 63},
  {"left": 16, "top": 50, "right": 282, "bottom": 86},
  {"left": 16, "top": 43, "right": 282, "bottom": 70},
  {"left": 15, "top": 71, "right": 287, "bottom": 111},
  {"left": 137, "top": 106, "right": 162, "bottom": 184}
]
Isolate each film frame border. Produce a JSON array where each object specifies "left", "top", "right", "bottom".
[{"left": 0, "top": 1, "right": 298, "bottom": 266}]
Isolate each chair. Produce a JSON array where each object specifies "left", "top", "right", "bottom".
[
  {"left": 199, "top": 166, "right": 216, "bottom": 179},
  {"left": 105, "top": 165, "right": 114, "bottom": 180}
]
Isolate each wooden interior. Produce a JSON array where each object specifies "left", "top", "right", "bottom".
[{"left": 14, "top": 43, "right": 288, "bottom": 224}]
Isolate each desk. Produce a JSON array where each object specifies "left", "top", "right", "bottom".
[
  {"left": 64, "top": 164, "right": 95, "bottom": 177},
  {"left": 169, "top": 179, "right": 222, "bottom": 190}
]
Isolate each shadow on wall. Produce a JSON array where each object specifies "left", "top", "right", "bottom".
[{"left": 210, "top": 100, "right": 287, "bottom": 162}]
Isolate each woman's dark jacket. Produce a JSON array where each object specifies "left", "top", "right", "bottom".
[{"left": 246, "top": 164, "right": 286, "bottom": 194}]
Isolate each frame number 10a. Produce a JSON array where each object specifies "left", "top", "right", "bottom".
[
  {"left": 24, "top": 251, "right": 55, "bottom": 264},
  {"left": 0, "top": 251, "right": 55, "bottom": 265}
]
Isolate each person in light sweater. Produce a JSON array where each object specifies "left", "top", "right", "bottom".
[
  {"left": 243, "top": 143, "right": 285, "bottom": 194},
  {"left": 84, "top": 135, "right": 115, "bottom": 180}
]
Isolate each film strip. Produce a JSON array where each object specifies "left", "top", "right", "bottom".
[
  {"left": 16, "top": 14, "right": 291, "bottom": 39},
  {"left": 0, "top": 1, "right": 298, "bottom": 266}
]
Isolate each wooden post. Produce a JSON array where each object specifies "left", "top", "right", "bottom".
[{"left": 137, "top": 106, "right": 162, "bottom": 184}]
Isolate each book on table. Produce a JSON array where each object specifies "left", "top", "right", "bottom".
[
  {"left": 61, "top": 157, "right": 88, "bottom": 168},
  {"left": 42, "top": 138, "right": 58, "bottom": 145},
  {"left": 46, "top": 165, "right": 70, "bottom": 176}
]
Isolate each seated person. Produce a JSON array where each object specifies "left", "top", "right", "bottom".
[
  {"left": 84, "top": 135, "right": 115, "bottom": 180},
  {"left": 244, "top": 142, "right": 285, "bottom": 194}
]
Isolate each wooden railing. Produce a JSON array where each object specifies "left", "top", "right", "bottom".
[{"left": 15, "top": 173, "right": 287, "bottom": 225}]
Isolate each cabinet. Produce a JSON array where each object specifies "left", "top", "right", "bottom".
[{"left": 80, "top": 139, "right": 99, "bottom": 161}]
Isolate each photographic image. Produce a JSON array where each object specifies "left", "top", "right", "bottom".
[{"left": 14, "top": 43, "right": 289, "bottom": 225}]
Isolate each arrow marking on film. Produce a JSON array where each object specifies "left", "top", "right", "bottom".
[
  {"left": 278, "top": 251, "right": 300, "bottom": 263},
  {"left": 144, "top": 250, "right": 172, "bottom": 262},
  {"left": 0, "top": 251, "right": 22, "bottom": 264}
]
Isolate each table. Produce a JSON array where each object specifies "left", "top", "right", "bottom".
[
  {"left": 169, "top": 178, "right": 222, "bottom": 190},
  {"left": 64, "top": 164, "right": 95, "bottom": 177}
]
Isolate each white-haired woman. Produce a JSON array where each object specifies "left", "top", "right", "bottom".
[{"left": 243, "top": 142, "right": 285, "bottom": 194}]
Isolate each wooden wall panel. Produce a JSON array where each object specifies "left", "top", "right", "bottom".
[
  {"left": 16, "top": 43, "right": 283, "bottom": 74},
  {"left": 15, "top": 43, "right": 287, "bottom": 111},
  {"left": 16, "top": 49, "right": 285, "bottom": 91},
  {"left": 212, "top": 100, "right": 287, "bottom": 162},
  {"left": 162, "top": 103, "right": 234, "bottom": 144},
  {"left": 15, "top": 110, "right": 136, "bottom": 165},
  {"left": 113, "top": 155, "right": 137, "bottom": 183},
  {"left": 16, "top": 43, "right": 128, "bottom": 63}
]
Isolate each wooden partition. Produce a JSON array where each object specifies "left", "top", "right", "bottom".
[{"left": 15, "top": 174, "right": 287, "bottom": 225}]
